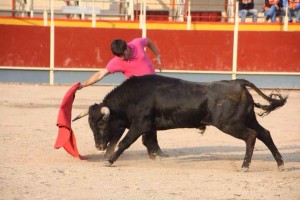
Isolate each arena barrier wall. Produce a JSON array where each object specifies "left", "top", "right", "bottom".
[
  {"left": 1, "top": 24, "right": 300, "bottom": 71},
  {"left": 0, "top": 19, "right": 300, "bottom": 88}
]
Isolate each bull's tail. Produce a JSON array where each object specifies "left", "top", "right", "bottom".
[{"left": 238, "top": 79, "right": 288, "bottom": 117}]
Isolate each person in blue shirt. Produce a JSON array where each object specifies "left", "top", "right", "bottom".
[
  {"left": 264, "top": 0, "right": 283, "bottom": 22},
  {"left": 283, "top": 0, "right": 300, "bottom": 22}
]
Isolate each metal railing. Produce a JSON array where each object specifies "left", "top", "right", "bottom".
[
  {"left": 0, "top": 0, "right": 232, "bottom": 22},
  {"left": 1, "top": 0, "right": 295, "bottom": 23}
]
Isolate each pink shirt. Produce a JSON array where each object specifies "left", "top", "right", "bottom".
[{"left": 106, "top": 38, "right": 156, "bottom": 78}]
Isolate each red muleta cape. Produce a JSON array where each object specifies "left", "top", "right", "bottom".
[{"left": 54, "top": 82, "right": 83, "bottom": 159}]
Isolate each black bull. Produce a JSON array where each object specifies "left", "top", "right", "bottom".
[{"left": 73, "top": 75, "right": 287, "bottom": 171}]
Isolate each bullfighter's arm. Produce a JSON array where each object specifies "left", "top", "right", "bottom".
[
  {"left": 78, "top": 69, "right": 110, "bottom": 90},
  {"left": 146, "top": 38, "right": 162, "bottom": 71}
]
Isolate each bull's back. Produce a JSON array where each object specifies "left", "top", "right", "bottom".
[
  {"left": 149, "top": 76, "right": 209, "bottom": 129},
  {"left": 105, "top": 75, "right": 252, "bottom": 129},
  {"left": 153, "top": 79, "right": 251, "bottom": 129}
]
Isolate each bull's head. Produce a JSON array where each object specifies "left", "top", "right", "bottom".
[{"left": 73, "top": 103, "right": 111, "bottom": 151}]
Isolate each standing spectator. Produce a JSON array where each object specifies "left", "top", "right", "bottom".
[
  {"left": 283, "top": 0, "right": 300, "bottom": 22},
  {"left": 66, "top": 0, "right": 79, "bottom": 6},
  {"left": 264, "top": 0, "right": 283, "bottom": 22},
  {"left": 238, "top": 0, "right": 258, "bottom": 22},
  {"left": 65, "top": 0, "right": 80, "bottom": 19}
]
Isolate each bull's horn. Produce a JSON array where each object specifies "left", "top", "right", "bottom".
[
  {"left": 72, "top": 109, "right": 89, "bottom": 122},
  {"left": 101, "top": 107, "right": 110, "bottom": 120}
]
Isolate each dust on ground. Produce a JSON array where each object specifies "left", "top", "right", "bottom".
[{"left": 0, "top": 83, "right": 299, "bottom": 200}]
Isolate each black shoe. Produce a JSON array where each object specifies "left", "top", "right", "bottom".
[{"left": 266, "top": 15, "right": 270, "bottom": 22}]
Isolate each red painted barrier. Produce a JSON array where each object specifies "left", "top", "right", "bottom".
[
  {"left": 147, "top": 30, "right": 233, "bottom": 71},
  {"left": 238, "top": 32, "right": 300, "bottom": 72},
  {"left": 55, "top": 27, "right": 141, "bottom": 68},
  {"left": 0, "top": 24, "right": 299, "bottom": 72},
  {"left": 0, "top": 25, "right": 50, "bottom": 67}
]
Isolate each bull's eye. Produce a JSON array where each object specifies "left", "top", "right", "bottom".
[
  {"left": 103, "top": 116, "right": 110, "bottom": 122},
  {"left": 96, "top": 120, "right": 108, "bottom": 136},
  {"left": 97, "top": 120, "right": 105, "bottom": 128}
]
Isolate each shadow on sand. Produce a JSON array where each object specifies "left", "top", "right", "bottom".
[{"left": 82, "top": 145, "right": 300, "bottom": 169}]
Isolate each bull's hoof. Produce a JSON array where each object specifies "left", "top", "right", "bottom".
[
  {"left": 103, "top": 160, "right": 113, "bottom": 167},
  {"left": 241, "top": 167, "right": 249, "bottom": 172},
  {"left": 148, "top": 153, "right": 156, "bottom": 160},
  {"left": 278, "top": 164, "right": 286, "bottom": 172},
  {"left": 148, "top": 150, "right": 169, "bottom": 160},
  {"left": 156, "top": 150, "right": 169, "bottom": 157}
]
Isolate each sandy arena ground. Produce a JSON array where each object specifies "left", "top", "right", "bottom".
[{"left": 0, "top": 83, "right": 299, "bottom": 200}]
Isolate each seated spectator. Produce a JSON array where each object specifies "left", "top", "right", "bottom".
[
  {"left": 238, "top": 0, "right": 258, "bottom": 22},
  {"left": 283, "top": 0, "right": 300, "bottom": 22},
  {"left": 264, "top": 0, "right": 283, "bottom": 22}
]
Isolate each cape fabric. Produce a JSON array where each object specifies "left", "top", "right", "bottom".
[{"left": 54, "top": 82, "right": 83, "bottom": 159}]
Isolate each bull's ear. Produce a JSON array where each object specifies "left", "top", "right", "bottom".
[
  {"left": 72, "top": 109, "right": 89, "bottom": 122},
  {"left": 100, "top": 107, "right": 110, "bottom": 121}
]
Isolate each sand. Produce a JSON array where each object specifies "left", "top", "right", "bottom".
[{"left": 0, "top": 83, "right": 299, "bottom": 200}]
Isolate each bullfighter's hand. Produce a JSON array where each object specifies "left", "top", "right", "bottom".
[{"left": 77, "top": 83, "right": 84, "bottom": 90}]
